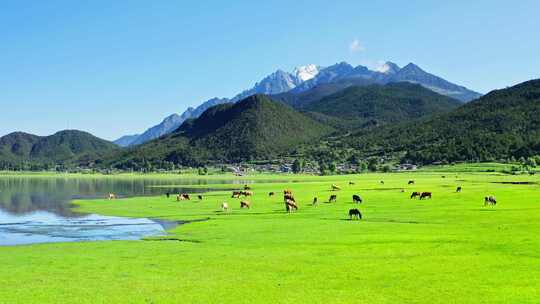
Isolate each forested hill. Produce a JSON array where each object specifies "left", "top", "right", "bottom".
[
  {"left": 108, "top": 95, "right": 333, "bottom": 168},
  {"left": 0, "top": 130, "right": 119, "bottom": 168},
  {"left": 300, "top": 82, "right": 462, "bottom": 130},
  {"left": 343, "top": 79, "right": 540, "bottom": 163}
]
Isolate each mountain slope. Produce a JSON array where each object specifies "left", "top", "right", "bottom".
[
  {"left": 302, "top": 82, "right": 462, "bottom": 129},
  {"left": 345, "top": 79, "right": 540, "bottom": 163},
  {"left": 129, "top": 114, "right": 185, "bottom": 146},
  {"left": 0, "top": 132, "right": 41, "bottom": 162},
  {"left": 273, "top": 78, "right": 379, "bottom": 109},
  {"left": 114, "top": 134, "right": 140, "bottom": 147},
  {"left": 109, "top": 95, "right": 333, "bottom": 167},
  {"left": 0, "top": 130, "right": 119, "bottom": 166},
  {"left": 387, "top": 63, "right": 482, "bottom": 102}
]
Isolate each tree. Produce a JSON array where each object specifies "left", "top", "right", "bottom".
[
  {"left": 292, "top": 159, "right": 303, "bottom": 174},
  {"left": 367, "top": 158, "right": 378, "bottom": 172}
]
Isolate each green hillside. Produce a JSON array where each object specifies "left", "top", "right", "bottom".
[
  {"left": 343, "top": 79, "right": 540, "bottom": 163},
  {"left": 110, "top": 95, "right": 333, "bottom": 168},
  {"left": 302, "top": 82, "right": 462, "bottom": 129},
  {"left": 0, "top": 130, "right": 119, "bottom": 168}
]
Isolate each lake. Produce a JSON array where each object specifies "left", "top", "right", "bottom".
[{"left": 0, "top": 175, "right": 244, "bottom": 246}]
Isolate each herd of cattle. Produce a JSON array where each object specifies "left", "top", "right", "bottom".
[{"left": 106, "top": 179, "right": 498, "bottom": 219}]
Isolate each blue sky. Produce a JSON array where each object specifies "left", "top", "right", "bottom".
[{"left": 1, "top": 0, "right": 538, "bottom": 140}]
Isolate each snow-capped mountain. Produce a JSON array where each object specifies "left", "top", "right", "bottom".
[
  {"left": 376, "top": 62, "right": 400, "bottom": 74},
  {"left": 293, "top": 64, "right": 320, "bottom": 82},
  {"left": 115, "top": 61, "right": 481, "bottom": 146},
  {"left": 290, "top": 61, "right": 481, "bottom": 102},
  {"left": 232, "top": 70, "right": 302, "bottom": 102}
]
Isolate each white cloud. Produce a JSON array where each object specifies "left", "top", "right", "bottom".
[{"left": 349, "top": 38, "right": 365, "bottom": 53}]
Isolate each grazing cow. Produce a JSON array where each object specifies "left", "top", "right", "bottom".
[
  {"left": 442, "top": 175, "right": 446, "bottom": 178},
  {"left": 408, "top": 180, "right": 415, "bottom": 185},
  {"left": 312, "top": 197, "right": 318, "bottom": 206},
  {"left": 240, "top": 201, "right": 251, "bottom": 209},
  {"left": 331, "top": 184, "right": 341, "bottom": 191},
  {"left": 269, "top": 192, "right": 275, "bottom": 197},
  {"left": 198, "top": 195, "right": 203, "bottom": 200},
  {"left": 380, "top": 181, "right": 385, "bottom": 185},
  {"left": 410, "top": 192, "right": 421, "bottom": 199},
  {"left": 285, "top": 199, "right": 298, "bottom": 213},
  {"left": 329, "top": 194, "right": 337, "bottom": 203},
  {"left": 352, "top": 194, "right": 362, "bottom": 204},
  {"left": 108, "top": 193, "right": 117, "bottom": 200},
  {"left": 349, "top": 181, "right": 355, "bottom": 186},
  {"left": 242, "top": 190, "right": 253, "bottom": 197},
  {"left": 419, "top": 192, "right": 432, "bottom": 200},
  {"left": 166, "top": 192, "right": 170, "bottom": 198},
  {"left": 221, "top": 202, "right": 230, "bottom": 212},
  {"left": 349, "top": 209, "right": 362, "bottom": 220},
  {"left": 484, "top": 196, "right": 497, "bottom": 206},
  {"left": 244, "top": 185, "right": 252, "bottom": 190},
  {"left": 231, "top": 191, "right": 242, "bottom": 198},
  {"left": 456, "top": 187, "right": 462, "bottom": 193},
  {"left": 177, "top": 194, "right": 190, "bottom": 201}
]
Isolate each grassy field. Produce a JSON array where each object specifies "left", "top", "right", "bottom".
[{"left": 0, "top": 170, "right": 539, "bottom": 303}]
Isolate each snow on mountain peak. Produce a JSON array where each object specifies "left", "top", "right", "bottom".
[
  {"left": 293, "top": 64, "right": 320, "bottom": 82},
  {"left": 376, "top": 62, "right": 400, "bottom": 74}
]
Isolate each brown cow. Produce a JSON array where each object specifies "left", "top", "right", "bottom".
[
  {"left": 269, "top": 192, "right": 275, "bottom": 197},
  {"left": 231, "top": 191, "right": 242, "bottom": 198},
  {"left": 197, "top": 195, "right": 203, "bottom": 200},
  {"left": 240, "top": 201, "right": 251, "bottom": 209},
  {"left": 177, "top": 194, "right": 190, "bottom": 201},
  {"left": 241, "top": 190, "right": 253, "bottom": 197},
  {"left": 408, "top": 180, "right": 415, "bottom": 185},
  {"left": 419, "top": 192, "right": 432, "bottom": 200},
  {"left": 244, "top": 185, "right": 252, "bottom": 190},
  {"left": 410, "top": 192, "right": 421, "bottom": 199}
]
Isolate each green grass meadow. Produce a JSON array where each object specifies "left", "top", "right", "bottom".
[{"left": 1, "top": 170, "right": 539, "bottom": 303}]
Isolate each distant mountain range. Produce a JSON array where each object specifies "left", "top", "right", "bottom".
[
  {"left": 115, "top": 61, "right": 481, "bottom": 146},
  {"left": 0, "top": 130, "right": 118, "bottom": 167},
  {"left": 3, "top": 78, "right": 538, "bottom": 170},
  {"left": 107, "top": 83, "right": 464, "bottom": 168}
]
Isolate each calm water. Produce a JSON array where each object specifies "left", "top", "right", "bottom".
[{"left": 0, "top": 175, "right": 242, "bottom": 246}]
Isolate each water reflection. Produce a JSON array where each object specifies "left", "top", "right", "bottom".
[
  {"left": 0, "top": 176, "right": 234, "bottom": 217},
  {"left": 0, "top": 175, "right": 242, "bottom": 245}
]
